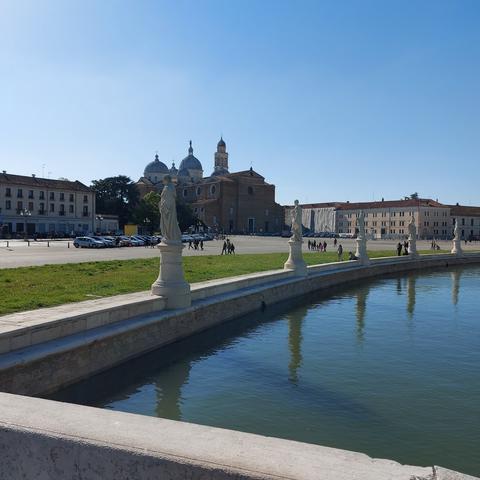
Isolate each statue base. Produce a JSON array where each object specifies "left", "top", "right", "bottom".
[
  {"left": 408, "top": 239, "right": 418, "bottom": 257},
  {"left": 151, "top": 241, "right": 191, "bottom": 309},
  {"left": 284, "top": 239, "right": 307, "bottom": 276},
  {"left": 355, "top": 237, "right": 370, "bottom": 265},
  {"left": 451, "top": 239, "right": 463, "bottom": 256}
]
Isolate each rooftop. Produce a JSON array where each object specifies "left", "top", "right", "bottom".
[{"left": 0, "top": 172, "right": 91, "bottom": 192}]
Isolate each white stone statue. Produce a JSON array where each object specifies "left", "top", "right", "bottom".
[
  {"left": 354, "top": 211, "right": 369, "bottom": 264},
  {"left": 291, "top": 200, "right": 302, "bottom": 242},
  {"left": 453, "top": 220, "right": 460, "bottom": 241},
  {"left": 159, "top": 175, "right": 181, "bottom": 243},
  {"left": 407, "top": 216, "right": 418, "bottom": 256},
  {"left": 357, "top": 211, "right": 365, "bottom": 238}
]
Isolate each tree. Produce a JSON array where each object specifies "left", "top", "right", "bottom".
[
  {"left": 91, "top": 176, "right": 139, "bottom": 227},
  {"left": 176, "top": 201, "right": 197, "bottom": 232},
  {"left": 131, "top": 191, "right": 161, "bottom": 233}
]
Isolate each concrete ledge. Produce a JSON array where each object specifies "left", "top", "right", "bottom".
[{"left": 0, "top": 392, "right": 441, "bottom": 480}]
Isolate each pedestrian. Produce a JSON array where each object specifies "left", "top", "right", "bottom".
[
  {"left": 403, "top": 241, "right": 409, "bottom": 255},
  {"left": 348, "top": 251, "right": 357, "bottom": 260},
  {"left": 397, "top": 242, "right": 402, "bottom": 256},
  {"left": 200, "top": 239, "right": 204, "bottom": 251},
  {"left": 188, "top": 240, "right": 192, "bottom": 249},
  {"left": 221, "top": 240, "right": 227, "bottom": 255},
  {"left": 323, "top": 241, "right": 327, "bottom": 252},
  {"left": 230, "top": 242, "right": 235, "bottom": 254},
  {"left": 334, "top": 237, "right": 337, "bottom": 247},
  {"left": 337, "top": 243, "right": 343, "bottom": 261},
  {"left": 308, "top": 240, "right": 311, "bottom": 250}
]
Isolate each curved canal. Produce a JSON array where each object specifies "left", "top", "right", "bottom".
[{"left": 52, "top": 265, "right": 480, "bottom": 476}]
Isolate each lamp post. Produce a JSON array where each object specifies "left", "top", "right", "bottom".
[{"left": 19, "top": 208, "right": 32, "bottom": 239}]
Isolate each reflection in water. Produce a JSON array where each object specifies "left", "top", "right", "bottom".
[
  {"left": 407, "top": 275, "right": 416, "bottom": 319},
  {"left": 355, "top": 286, "right": 370, "bottom": 343},
  {"left": 451, "top": 270, "right": 461, "bottom": 306},
  {"left": 286, "top": 306, "right": 307, "bottom": 384},
  {"left": 154, "top": 362, "right": 191, "bottom": 420},
  {"left": 396, "top": 278, "right": 403, "bottom": 295}
]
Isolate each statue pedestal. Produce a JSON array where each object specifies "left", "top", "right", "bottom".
[
  {"left": 151, "top": 241, "right": 191, "bottom": 309},
  {"left": 451, "top": 238, "right": 463, "bottom": 256},
  {"left": 355, "top": 236, "right": 370, "bottom": 265},
  {"left": 284, "top": 239, "right": 307, "bottom": 276},
  {"left": 408, "top": 237, "right": 418, "bottom": 257}
]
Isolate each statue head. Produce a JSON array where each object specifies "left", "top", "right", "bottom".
[
  {"left": 162, "top": 175, "right": 172, "bottom": 185},
  {"left": 294, "top": 199, "right": 299, "bottom": 206}
]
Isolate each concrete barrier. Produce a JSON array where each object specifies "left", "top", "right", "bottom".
[{"left": 1, "top": 392, "right": 475, "bottom": 480}]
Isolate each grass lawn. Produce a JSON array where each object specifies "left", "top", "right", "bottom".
[{"left": 0, "top": 249, "right": 448, "bottom": 315}]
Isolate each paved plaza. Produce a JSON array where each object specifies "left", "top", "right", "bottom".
[{"left": 1, "top": 236, "right": 478, "bottom": 269}]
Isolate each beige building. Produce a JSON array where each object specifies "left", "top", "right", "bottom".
[
  {"left": 0, "top": 171, "right": 95, "bottom": 237},
  {"left": 448, "top": 204, "right": 480, "bottom": 241},
  {"left": 286, "top": 198, "right": 452, "bottom": 240}
]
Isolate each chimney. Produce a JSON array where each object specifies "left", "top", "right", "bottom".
[{"left": 32, "top": 174, "right": 36, "bottom": 178}]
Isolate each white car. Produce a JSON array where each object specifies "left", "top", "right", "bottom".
[{"left": 73, "top": 237, "right": 105, "bottom": 248}]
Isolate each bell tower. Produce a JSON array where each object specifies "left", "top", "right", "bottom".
[{"left": 214, "top": 137, "right": 229, "bottom": 174}]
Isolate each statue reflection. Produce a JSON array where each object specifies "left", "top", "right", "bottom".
[
  {"left": 396, "top": 277, "right": 403, "bottom": 295},
  {"left": 286, "top": 306, "right": 308, "bottom": 385},
  {"left": 154, "top": 361, "right": 192, "bottom": 420},
  {"left": 451, "top": 269, "right": 461, "bottom": 306},
  {"left": 406, "top": 275, "right": 416, "bottom": 319},
  {"left": 355, "top": 285, "right": 370, "bottom": 344}
]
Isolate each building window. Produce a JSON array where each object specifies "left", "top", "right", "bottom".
[
  {"left": 50, "top": 203, "right": 55, "bottom": 212},
  {"left": 60, "top": 193, "right": 65, "bottom": 201},
  {"left": 183, "top": 189, "right": 188, "bottom": 197},
  {"left": 5, "top": 188, "right": 11, "bottom": 197},
  {"left": 248, "top": 186, "right": 254, "bottom": 195},
  {"left": 83, "top": 195, "right": 88, "bottom": 203},
  {"left": 50, "top": 192, "right": 55, "bottom": 200},
  {"left": 69, "top": 205, "right": 74, "bottom": 213},
  {"left": 17, "top": 189, "right": 23, "bottom": 198},
  {"left": 5, "top": 200, "right": 11, "bottom": 210},
  {"left": 196, "top": 187, "right": 201, "bottom": 196},
  {"left": 17, "top": 201, "right": 23, "bottom": 210},
  {"left": 28, "top": 190, "right": 34, "bottom": 199},
  {"left": 210, "top": 185, "right": 216, "bottom": 195},
  {"left": 462, "top": 218, "right": 465, "bottom": 225},
  {"left": 28, "top": 202, "right": 34, "bottom": 211},
  {"left": 39, "top": 203, "right": 45, "bottom": 214},
  {"left": 82, "top": 206, "right": 89, "bottom": 216},
  {"left": 69, "top": 193, "right": 74, "bottom": 202},
  {"left": 60, "top": 204, "right": 65, "bottom": 215},
  {"left": 39, "top": 191, "right": 45, "bottom": 200}
]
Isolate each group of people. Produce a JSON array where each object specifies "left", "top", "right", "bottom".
[
  {"left": 221, "top": 238, "right": 236, "bottom": 255},
  {"left": 307, "top": 239, "right": 328, "bottom": 252},
  {"left": 188, "top": 239, "right": 204, "bottom": 251},
  {"left": 335, "top": 243, "right": 356, "bottom": 261},
  {"left": 396, "top": 241, "right": 410, "bottom": 256},
  {"left": 430, "top": 239, "right": 441, "bottom": 251}
]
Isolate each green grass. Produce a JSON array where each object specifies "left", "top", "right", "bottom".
[{"left": 0, "top": 249, "right": 448, "bottom": 316}]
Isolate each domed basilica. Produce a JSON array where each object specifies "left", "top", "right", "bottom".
[{"left": 136, "top": 138, "right": 283, "bottom": 234}]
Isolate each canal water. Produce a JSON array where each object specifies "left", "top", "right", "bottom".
[{"left": 52, "top": 266, "right": 480, "bottom": 476}]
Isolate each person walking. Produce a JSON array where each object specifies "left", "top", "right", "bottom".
[
  {"left": 334, "top": 237, "right": 337, "bottom": 247},
  {"left": 323, "top": 241, "right": 327, "bottom": 252},
  {"left": 221, "top": 240, "right": 227, "bottom": 255},
  {"left": 397, "top": 242, "right": 402, "bottom": 256},
  {"left": 200, "top": 239, "right": 204, "bottom": 251},
  {"left": 337, "top": 243, "right": 343, "bottom": 261}
]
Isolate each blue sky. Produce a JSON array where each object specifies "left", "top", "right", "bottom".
[{"left": 0, "top": 0, "right": 479, "bottom": 205}]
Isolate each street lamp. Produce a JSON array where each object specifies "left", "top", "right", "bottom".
[{"left": 19, "top": 208, "right": 32, "bottom": 239}]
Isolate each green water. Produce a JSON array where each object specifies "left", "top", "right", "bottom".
[{"left": 52, "top": 266, "right": 480, "bottom": 476}]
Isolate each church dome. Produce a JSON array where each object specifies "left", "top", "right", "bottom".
[
  {"left": 179, "top": 141, "right": 203, "bottom": 171},
  {"left": 170, "top": 161, "right": 178, "bottom": 175},
  {"left": 217, "top": 137, "right": 226, "bottom": 147},
  {"left": 178, "top": 167, "right": 190, "bottom": 178},
  {"left": 144, "top": 154, "right": 169, "bottom": 176}
]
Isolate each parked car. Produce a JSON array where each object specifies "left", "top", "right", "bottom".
[
  {"left": 181, "top": 234, "right": 194, "bottom": 243},
  {"left": 73, "top": 237, "right": 105, "bottom": 248},
  {"left": 91, "top": 236, "right": 115, "bottom": 247}
]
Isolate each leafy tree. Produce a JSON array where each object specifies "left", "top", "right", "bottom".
[
  {"left": 91, "top": 175, "right": 139, "bottom": 227},
  {"left": 176, "top": 201, "right": 197, "bottom": 232},
  {"left": 131, "top": 191, "right": 161, "bottom": 233}
]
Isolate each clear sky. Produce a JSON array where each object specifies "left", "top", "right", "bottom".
[{"left": 0, "top": 0, "right": 479, "bottom": 205}]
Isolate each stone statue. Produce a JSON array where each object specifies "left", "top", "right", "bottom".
[
  {"left": 291, "top": 200, "right": 302, "bottom": 242},
  {"left": 357, "top": 211, "right": 365, "bottom": 238},
  {"left": 408, "top": 216, "right": 416, "bottom": 239},
  {"left": 159, "top": 175, "right": 181, "bottom": 243},
  {"left": 453, "top": 220, "right": 460, "bottom": 241}
]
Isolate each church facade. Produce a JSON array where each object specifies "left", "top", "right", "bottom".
[{"left": 136, "top": 138, "right": 283, "bottom": 234}]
